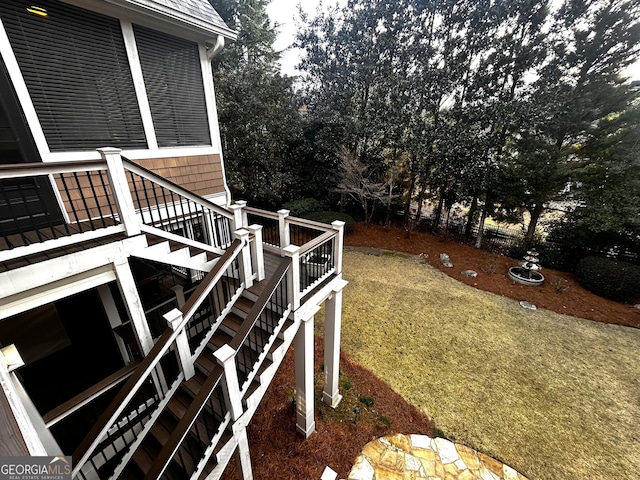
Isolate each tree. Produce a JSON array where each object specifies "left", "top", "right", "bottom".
[
  {"left": 509, "top": 0, "right": 640, "bottom": 249},
  {"left": 211, "top": 0, "right": 304, "bottom": 207},
  {"left": 334, "top": 147, "right": 389, "bottom": 223}
]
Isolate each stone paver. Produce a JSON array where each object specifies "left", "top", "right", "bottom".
[{"left": 347, "top": 434, "right": 529, "bottom": 480}]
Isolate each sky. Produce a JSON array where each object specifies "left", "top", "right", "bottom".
[{"left": 266, "top": 1, "right": 640, "bottom": 81}]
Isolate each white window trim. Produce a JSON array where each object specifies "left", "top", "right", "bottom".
[
  {"left": 200, "top": 43, "right": 231, "bottom": 205},
  {"left": 0, "top": 18, "right": 50, "bottom": 158},
  {"left": 120, "top": 19, "right": 158, "bottom": 150}
]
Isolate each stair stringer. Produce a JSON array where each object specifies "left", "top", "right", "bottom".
[{"left": 199, "top": 314, "right": 302, "bottom": 480}]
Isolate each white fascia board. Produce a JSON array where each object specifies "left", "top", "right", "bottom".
[
  {"left": 0, "top": 265, "right": 116, "bottom": 321},
  {"left": 0, "top": 236, "right": 146, "bottom": 302},
  {"left": 65, "top": 0, "right": 237, "bottom": 42}
]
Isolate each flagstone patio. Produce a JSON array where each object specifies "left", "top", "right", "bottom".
[{"left": 348, "top": 434, "right": 529, "bottom": 480}]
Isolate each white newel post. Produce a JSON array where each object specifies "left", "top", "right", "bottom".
[
  {"left": 323, "top": 286, "right": 345, "bottom": 408},
  {"left": 283, "top": 245, "right": 301, "bottom": 310},
  {"left": 295, "top": 312, "right": 317, "bottom": 438},
  {"left": 229, "top": 200, "right": 246, "bottom": 232},
  {"left": 234, "top": 229, "right": 253, "bottom": 288},
  {"left": 99, "top": 147, "right": 141, "bottom": 237},
  {"left": 247, "top": 224, "right": 265, "bottom": 282},
  {"left": 277, "top": 209, "right": 290, "bottom": 251},
  {"left": 331, "top": 220, "right": 345, "bottom": 275},
  {"left": 214, "top": 345, "right": 253, "bottom": 479},
  {"left": 165, "top": 309, "right": 195, "bottom": 380}
]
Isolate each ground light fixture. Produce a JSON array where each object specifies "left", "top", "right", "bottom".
[{"left": 26, "top": 6, "right": 48, "bottom": 17}]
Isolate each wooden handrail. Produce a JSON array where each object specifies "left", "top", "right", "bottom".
[
  {"left": 287, "top": 216, "right": 334, "bottom": 231},
  {"left": 72, "top": 237, "right": 246, "bottom": 474},
  {"left": 72, "top": 328, "right": 173, "bottom": 470},
  {"left": 144, "top": 364, "right": 224, "bottom": 480},
  {"left": 122, "top": 159, "right": 233, "bottom": 220},
  {"left": 43, "top": 360, "right": 141, "bottom": 427},
  {"left": 181, "top": 238, "right": 243, "bottom": 320},
  {"left": 146, "top": 256, "right": 292, "bottom": 480},
  {"left": 298, "top": 230, "right": 335, "bottom": 255},
  {"left": 0, "top": 160, "right": 107, "bottom": 179},
  {"left": 230, "top": 257, "right": 292, "bottom": 351},
  {"left": 243, "top": 206, "right": 279, "bottom": 220}
]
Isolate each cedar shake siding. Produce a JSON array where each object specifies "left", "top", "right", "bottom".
[{"left": 133, "top": 155, "right": 225, "bottom": 198}]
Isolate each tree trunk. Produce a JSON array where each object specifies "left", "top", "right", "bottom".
[
  {"left": 523, "top": 203, "right": 544, "bottom": 250},
  {"left": 415, "top": 181, "right": 428, "bottom": 223},
  {"left": 403, "top": 174, "right": 416, "bottom": 228},
  {"left": 433, "top": 184, "right": 446, "bottom": 231},
  {"left": 465, "top": 190, "right": 479, "bottom": 239},
  {"left": 475, "top": 190, "right": 493, "bottom": 249}
]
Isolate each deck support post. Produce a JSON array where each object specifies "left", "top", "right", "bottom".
[
  {"left": 165, "top": 308, "right": 195, "bottom": 381},
  {"left": 277, "top": 209, "right": 290, "bottom": 251},
  {"left": 113, "top": 258, "right": 153, "bottom": 355},
  {"left": 233, "top": 429, "right": 254, "bottom": 480},
  {"left": 171, "top": 284, "right": 186, "bottom": 308},
  {"left": 247, "top": 224, "right": 265, "bottom": 282},
  {"left": 323, "top": 285, "right": 346, "bottom": 408},
  {"left": 99, "top": 147, "right": 140, "bottom": 237},
  {"left": 295, "top": 311, "right": 317, "bottom": 438}
]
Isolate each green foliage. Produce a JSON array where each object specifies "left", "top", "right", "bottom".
[
  {"left": 575, "top": 256, "right": 640, "bottom": 302},
  {"left": 378, "top": 416, "right": 392, "bottom": 426},
  {"left": 282, "top": 198, "right": 322, "bottom": 217},
  {"left": 304, "top": 211, "right": 355, "bottom": 233},
  {"left": 212, "top": 0, "right": 304, "bottom": 207},
  {"left": 358, "top": 395, "right": 375, "bottom": 407}
]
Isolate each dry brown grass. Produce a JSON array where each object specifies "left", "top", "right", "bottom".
[{"left": 318, "top": 249, "right": 640, "bottom": 480}]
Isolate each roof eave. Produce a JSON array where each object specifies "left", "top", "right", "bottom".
[{"left": 103, "top": 0, "right": 238, "bottom": 41}]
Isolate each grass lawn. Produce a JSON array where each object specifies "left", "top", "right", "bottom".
[{"left": 319, "top": 249, "right": 640, "bottom": 479}]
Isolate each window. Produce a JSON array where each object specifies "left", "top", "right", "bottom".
[
  {"left": 0, "top": 0, "right": 146, "bottom": 151},
  {"left": 134, "top": 25, "right": 211, "bottom": 147}
]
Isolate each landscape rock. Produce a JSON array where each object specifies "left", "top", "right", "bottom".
[
  {"left": 519, "top": 301, "right": 537, "bottom": 310},
  {"left": 461, "top": 270, "right": 478, "bottom": 278},
  {"left": 440, "top": 253, "right": 454, "bottom": 268}
]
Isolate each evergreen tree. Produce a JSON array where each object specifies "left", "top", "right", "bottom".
[{"left": 211, "top": 0, "right": 303, "bottom": 207}]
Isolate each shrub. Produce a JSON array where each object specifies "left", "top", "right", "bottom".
[
  {"left": 575, "top": 256, "right": 640, "bottom": 302},
  {"left": 282, "top": 198, "right": 322, "bottom": 217},
  {"left": 304, "top": 211, "right": 356, "bottom": 234},
  {"left": 358, "top": 395, "right": 375, "bottom": 407}
]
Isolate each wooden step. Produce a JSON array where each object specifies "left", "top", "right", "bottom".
[
  {"left": 182, "top": 370, "right": 208, "bottom": 398},
  {"left": 206, "top": 329, "right": 234, "bottom": 351},
  {"left": 233, "top": 295, "right": 254, "bottom": 315},
  {"left": 167, "top": 390, "right": 193, "bottom": 421},
  {"left": 195, "top": 352, "right": 218, "bottom": 376}
]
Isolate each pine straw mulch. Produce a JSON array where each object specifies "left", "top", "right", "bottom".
[
  {"left": 221, "top": 337, "right": 434, "bottom": 479},
  {"left": 221, "top": 222, "right": 639, "bottom": 479}
]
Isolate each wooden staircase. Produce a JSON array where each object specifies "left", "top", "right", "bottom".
[{"left": 114, "top": 278, "right": 298, "bottom": 480}]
